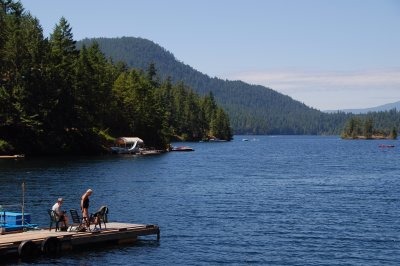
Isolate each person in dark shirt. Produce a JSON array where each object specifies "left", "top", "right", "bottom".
[{"left": 81, "top": 189, "right": 92, "bottom": 228}]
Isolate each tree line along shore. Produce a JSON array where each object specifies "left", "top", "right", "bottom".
[
  {"left": 341, "top": 116, "right": 397, "bottom": 140},
  {"left": 1, "top": 1, "right": 398, "bottom": 156},
  {"left": 0, "top": 1, "right": 232, "bottom": 155}
]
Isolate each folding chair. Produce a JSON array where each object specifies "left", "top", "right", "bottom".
[
  {"left": 90, "top": 206, "right": 109, "bottom": 229},
  {"left": 69, "top": 209, "right": 86, "bottom": 232}
]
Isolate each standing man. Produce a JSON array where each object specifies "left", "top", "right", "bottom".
[
  {"left": 52, "top": 198, "right": 68, "bottom": 230},
  {"left": 81, "top": 189, "right": 93, "bottom": 228}
]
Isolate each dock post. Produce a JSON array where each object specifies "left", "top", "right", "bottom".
[{"left": 21, "top": 181, "right": 25, "bottom": 228}]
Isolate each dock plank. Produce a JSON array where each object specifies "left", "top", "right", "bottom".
[{"left": 0, "top": 222, "right": 151, "bottom": 243}]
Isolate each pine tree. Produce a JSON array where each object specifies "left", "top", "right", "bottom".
[
  {"left": 48, "top": 17, "right": 78, "bottom": 131},
  {"left": 364, "top": 118, "right": 373, "bottom": 139},
  {"left": 146, "top": 62, "right": 159, "bottom": 87},
  {"left": 211, "top": 108, "right": 232, "bottom": 140},
  {"left": 0, "top": 2, "right": 47, "bottom": 153}
]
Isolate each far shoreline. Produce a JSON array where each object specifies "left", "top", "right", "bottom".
[{"left": 341, "top": 135, "right": 397, "bottom": 140}]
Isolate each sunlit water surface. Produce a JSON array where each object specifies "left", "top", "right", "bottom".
[{"left": 1, "top": 136, "right": 399, "bottom": 265}]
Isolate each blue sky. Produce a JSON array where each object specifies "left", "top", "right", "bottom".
[{"left": 21, "top": 0, "right": 400, "bottom": 110}]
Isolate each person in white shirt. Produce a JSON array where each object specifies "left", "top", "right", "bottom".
[{"left": 52, "top": 198, "right": 68, "bottom": 229}]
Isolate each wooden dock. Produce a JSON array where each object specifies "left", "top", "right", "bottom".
[{"left": 0, "top": 222, "right": 160, "bottom": 260}]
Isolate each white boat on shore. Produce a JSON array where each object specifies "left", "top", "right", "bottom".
[{"left": 110, "top": 137, "right": 144, "bottom": 154}]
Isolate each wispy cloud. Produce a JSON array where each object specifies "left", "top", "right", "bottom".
[{"left": 225, "top": 69, "right": 400, "bottom": 110}]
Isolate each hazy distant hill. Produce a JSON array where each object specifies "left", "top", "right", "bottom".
[
  {"left": 325, "top": 101, "right": 400, "bottom": 114},
  {"left": 78, "top": 37, "right": 345, "bottom": 134}
]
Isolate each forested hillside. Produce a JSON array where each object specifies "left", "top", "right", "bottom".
[
  {"left": 79, "top": 37, "right": 400, "bottom": 135},
  {"left": 0, "top": 1, "right": 231, "bottom": 155},
  {"left": 78, "top": 37, "right": 345, "bottom": 134}
]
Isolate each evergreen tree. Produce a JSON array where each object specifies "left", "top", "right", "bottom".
[
  {"left": 48, "top": 17, "right": 78, "bottom": 131},
  {"left": 0, "top": 2, "right": 47, "bottom": 152},
  {"left": 364, "top": 118, "right": 373, "bottom": 139},
  {"left": 155, "top": 77, "right": 175, "bottom": 138},
  {"left": 75, "top": 42, "right": 113, "bottom": 128},
  {"left": 211, "top": 108, "right": 232, "bottom": 140},
  {"left": 201, "top": 92, "right": 217, "bottom": 125},
  {"left": 146, "top": 62, "right": 159, "bottom": 87}
]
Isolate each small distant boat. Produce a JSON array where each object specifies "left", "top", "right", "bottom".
[
  {"left": 242, "top": 139, "right": 249, "bottom": 141},
  {"left": 209, "top": 138, "right": 227, "bottom": 142},
  {"left": 171, "top": 146, "right": 194, "bottom": 152},
  {"left": 379, "top": 144, "right": 395, "bottom": 148}
]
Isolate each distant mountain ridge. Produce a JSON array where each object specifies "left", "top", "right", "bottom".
[
  {"left": 78, "top": 37, "right": 344, "bottom": 134},
  {"left": 325, "top": 101, "right": 400, "bottom": 114}
]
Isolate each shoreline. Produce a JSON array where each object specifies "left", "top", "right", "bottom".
[{"left": 341, "top": 135, "right": 397, "bottom": 140}]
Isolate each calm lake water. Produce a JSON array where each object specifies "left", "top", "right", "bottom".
[{"left": 1, "top": 136, "right": 400, "bottom": 265}]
